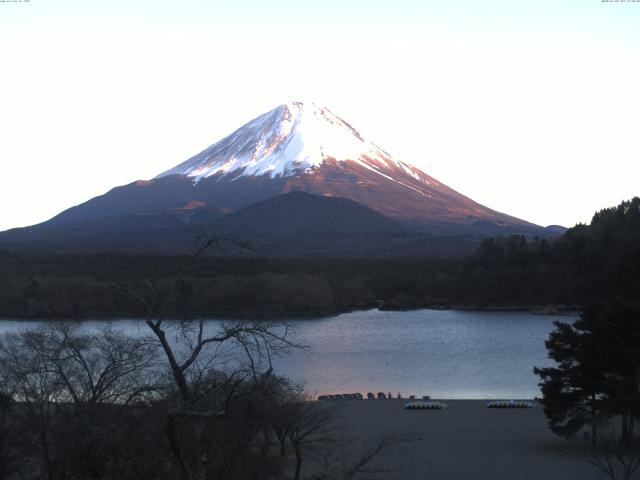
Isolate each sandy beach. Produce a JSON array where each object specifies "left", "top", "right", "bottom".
[{"left": 327, "top": 399, "right": 604, "bottom": 480}]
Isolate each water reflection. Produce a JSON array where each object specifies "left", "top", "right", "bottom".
[{"left": 0, "top": 309, "right": 575, "bottom": 399}]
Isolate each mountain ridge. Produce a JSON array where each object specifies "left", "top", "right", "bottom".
[{"left": 0, "top": 101, "right": 556, "bottom": 255}]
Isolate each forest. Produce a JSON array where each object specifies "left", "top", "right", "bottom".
[{"left": 0, "top": 197, "right": 638, "bottom": 319}]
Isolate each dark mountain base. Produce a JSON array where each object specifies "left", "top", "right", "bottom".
[
  {"left": 0, "top": 192, "right": 482, "bottom": 257},
  {"left": 1, "top": 196, "right": 637, "bottom": 319}
]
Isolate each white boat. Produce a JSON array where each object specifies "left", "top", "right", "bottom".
[
  {"left": 404, "top": 401, "right": 449, "bottom": 410},
  {"left": 486, "top": 400, "right": 534, "bottom": 408}
]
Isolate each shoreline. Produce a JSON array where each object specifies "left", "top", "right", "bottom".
[{"left": 0, "top": 304, "right": 580, "bottom": 322}]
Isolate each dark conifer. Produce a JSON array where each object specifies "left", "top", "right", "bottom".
[{"left": 535, "top": 301, "right": 640, "bottom": 446}]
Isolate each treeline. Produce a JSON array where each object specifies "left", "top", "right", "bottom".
[
  {"left": 0, "top": 253, "right": 455, "bottom": 318},
  {"left": 457, "top": 197, "right": 640, "bottom": 306},
  {"left": 1, "top": 197, "right": 638, "bottom": 318}
]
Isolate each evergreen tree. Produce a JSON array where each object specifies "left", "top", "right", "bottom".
[
  {"left": 534, "top": 318, "right": 607, "bottom": 445},
  {"left": 535, "top": 301, "right": 640, "bottom": 446}
]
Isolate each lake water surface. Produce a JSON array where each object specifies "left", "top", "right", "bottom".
[{"left": 0, "top": 309, "right": 576, "bottom": 399}]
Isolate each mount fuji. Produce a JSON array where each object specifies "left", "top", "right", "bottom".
[
  {"left": 157, "top": 101, "right": 422, "bottom": 182},
  {"left": 0, "top": 101, "right": 552, "bottom": 255}
]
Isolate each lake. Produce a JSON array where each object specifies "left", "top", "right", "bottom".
[{"left": 0, "top": 309, "right": 575, "bottom": 399}]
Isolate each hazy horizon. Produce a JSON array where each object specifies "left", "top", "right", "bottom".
[{"left": 1, "top": 0, "right": 639, "bottom": 231}]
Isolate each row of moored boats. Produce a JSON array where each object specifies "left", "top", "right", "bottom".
[
  {"left": 317, "top": 393, "right": 535, "bottom": 410},
  {"left": 318, "top": 392, "right": 431, "bottom": 401}
]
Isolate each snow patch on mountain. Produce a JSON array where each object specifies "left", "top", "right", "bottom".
[{"left": 156, "top": 101, "right": 424, "bottom": 183}]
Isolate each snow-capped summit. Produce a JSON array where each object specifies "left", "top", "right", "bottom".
[
  {"left": 3, "top": 100, "right": 546, "bottom": 254},
  {"left": 156, "top": 101, "right": 424, "bottom": 183}
]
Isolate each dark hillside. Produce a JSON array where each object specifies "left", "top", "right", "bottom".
[{"left": 0, "top": 198, "right": 637, "bottom": 318}]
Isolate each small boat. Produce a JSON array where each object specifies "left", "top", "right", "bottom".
[
  {"left": 404, "top": 401, "right": 449, "bottom": 410},
  {"left": 486, "top": 400, "right": 534, "bottom": 409}
]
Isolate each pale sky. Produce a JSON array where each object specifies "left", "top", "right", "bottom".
[{"left": 1, "top": 0, "right": 639, "bottom": 231}]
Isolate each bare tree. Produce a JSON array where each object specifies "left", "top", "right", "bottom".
[
  {"left": 0, "top": 392, "right": 21, "bottom": 480},
  {"left": 274, "top": 394, "right": 412, "bottom": 480},
  {"left": 0, "top": 323, "right": 162, "bottom": 480},
  {"left": 37, "top": 322, "right": 159, "bottom": 407},
  {"left": 315, "top": 431, "right": 412, "bottom": 480},
  {"left": 0, "top": 330, "right": 69, "bottom": 480},
  {"left": 586, "top": 427, "right": 640, "bottom": 480},
  {"left": 120, "top": 237, "right": 297, "bottom": 409},
  {"left": 117, "top": 236, "right": 300, "bottom": 480},
  {"left": 287, "top": 400, "right": 338, "bottom": 480}
]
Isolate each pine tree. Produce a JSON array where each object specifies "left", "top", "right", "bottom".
[{"left": 534, "top": 301, "right": 640, "bottom": 446}]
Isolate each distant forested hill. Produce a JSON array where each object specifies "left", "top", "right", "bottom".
[
  {"left": 0, "top": 198, "right": 638, "bottom": 318},
  {"left": 451, "top": 197, "right": 640, "bottom": 307}
]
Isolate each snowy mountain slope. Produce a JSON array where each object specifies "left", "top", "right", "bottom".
[
  {"left": 152, "top": 100, "right": 538, "bottom": 232},
  {"left": 157, "top": 101, "right": 425, "bottom": 185},
  {"left": 0, "top": 101, "right": 550, "bottom": 255}
]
